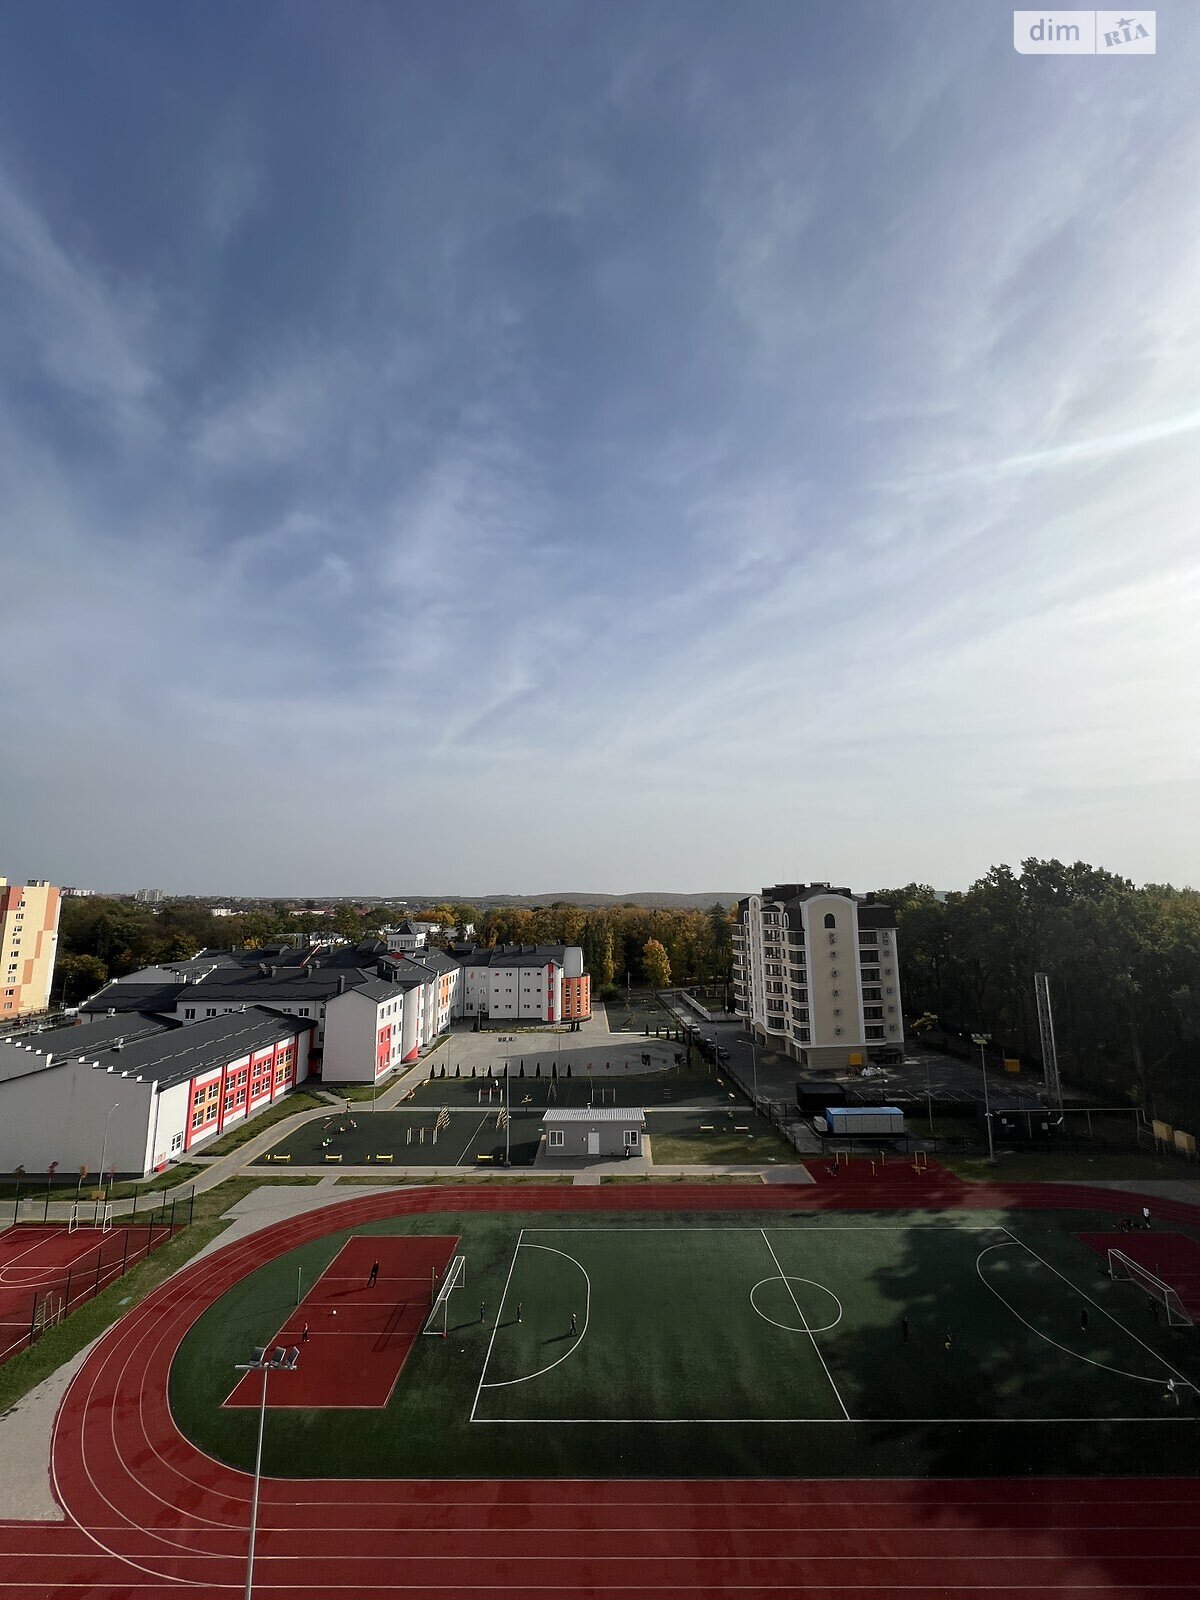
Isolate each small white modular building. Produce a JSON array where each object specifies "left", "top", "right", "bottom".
[{"left": 540, "top": 1106, "right": 645, "bottom": 1161}]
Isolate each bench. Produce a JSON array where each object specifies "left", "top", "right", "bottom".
[
  {"left": 266, "top": 1153, "right": 291, "bottom": 1163},
  {"left": 375, "top": 1153, "right": 393, "bottom": 1163},
  {"left": 734, "top": 1125, "right": 750, "bottom": 1133},
  {"left": 700, "top": 1124, "right": 714, "bottom": 1133},
  {"left": 476, "top": 1153, "right": 494, "bottom": 1164},
  {"left": 323, "top": 1153, "right": 342, "bottom": 1163}
]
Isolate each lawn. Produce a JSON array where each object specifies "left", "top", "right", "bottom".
[
  {"left": 0, "top": 1174, "right": 322, "bottom": 1414},
  {"left": 169, "top": 1204, "right": 1200, "bottom": 1482},
  {"left": 945, "top": 1147, "right": 1194, "bottom": 1182},
  {"left": 645, "top": 1108, "right": 796, "bottom": 1165}
]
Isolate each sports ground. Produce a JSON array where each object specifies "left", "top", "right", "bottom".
[
  {"left": 1, "top": 1165, "right": 1198, "bottom": 1597},
  {"left": 257, "top": 1064, "right": 782, "bottom": 1167}
]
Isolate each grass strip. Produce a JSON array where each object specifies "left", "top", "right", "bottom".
[
  {"left": 0, "top": 1175, "right": 322, "bottom": 1416},
  {"left": 944, "top": 1149, "right": 1189, "bottom": 1183}
]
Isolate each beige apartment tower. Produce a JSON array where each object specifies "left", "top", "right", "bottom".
[
  {"left": 732, "top": 883, "right": 904, "bottom": 1072},
  {"left": 1, "top": 877, "right": 62, "bottom": 1018}
]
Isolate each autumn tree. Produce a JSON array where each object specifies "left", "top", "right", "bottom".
[{"left": 642, "top": 938, "right": 672, "bottom": 990}]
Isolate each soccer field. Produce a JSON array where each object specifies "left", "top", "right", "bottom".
[
  {"left": 472, "top": 1224, "right": 1184, "bottom": 1424},
  {"left": 171, "top": 1207, "right": 1199, "bottom": 1482}
]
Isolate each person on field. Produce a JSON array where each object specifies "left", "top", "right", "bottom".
[{"left": 368, "top": 1260, "right": 379, "bottom": 1287}]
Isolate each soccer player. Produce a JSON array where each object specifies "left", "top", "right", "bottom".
[
  {"left": 570, "top": 1311, "right": 578, "bottom": 1334},
  {"left": 368, "top": 1260, "right": 379, "bottom": 1287},
  {"left": 944, "top": 1330, "right": 953, "bottom": 1352},
  {"left": 1166, "top": 1378, "right": 1180, "bottom": 1405}
]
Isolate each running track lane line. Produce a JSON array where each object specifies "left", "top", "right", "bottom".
[{"left": 10, "top": 1178, "right": 1200, "bottom": 1598}]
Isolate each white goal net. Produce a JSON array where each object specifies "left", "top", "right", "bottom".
[
  {"left": 1108, "top": 1248, "right": 1193, "bottom": 1326},
  {"left": 422, "top": 1255, "right": 467, "bottom": 1336}
]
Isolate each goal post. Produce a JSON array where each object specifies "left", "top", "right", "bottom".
[
  {"left": 423, "top": 1255, "right": 467, "bottom": 1337},
  {"left": 1108, "top": 1248, "right": 1193, "bottom": 1326},
  {"left": 68, "top": 1204, "right": 81, "bottom": 1233},
  {"left": 100, "top": 1204, "right": 113, "bottom": 1233}
]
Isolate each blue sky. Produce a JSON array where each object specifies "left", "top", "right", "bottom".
[{"left": 2, "top": 2, "right": 1198, "bottom": 896}]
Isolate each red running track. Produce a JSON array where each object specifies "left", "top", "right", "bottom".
[{"left": 1, "top": 1174, "right": 1199, "bottom": 1598}]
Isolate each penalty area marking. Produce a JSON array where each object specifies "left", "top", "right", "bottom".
[
  {"left": 478, "top": 1243, "right": 591, "bottom": 1390},
  {"left": 750, "top": 1274, "right": 843, "bottom": 1335}
]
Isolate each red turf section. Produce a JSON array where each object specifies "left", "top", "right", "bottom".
[
  {"left": 1078, "top": 1229, "right": 1200, "bottom": 1319},
  {"left": 1, "top": 1171, "right": 1200, "bottom": 1598},
  {"left": 0, "top": 1224, "right": 167, "bottom": 1366},
  {"left": 225, "top": 1233, "right": 458, "bottom": 1408}
]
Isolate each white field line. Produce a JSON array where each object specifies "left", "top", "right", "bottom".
[
  {"left": 759, "top": 1229, "right": 850, "bottom": 1421},
  {"left": 454, "top": 1111, "right": 497, "bottom": 1168},
  {"left": 1001, "top": 1227, "right": 1193, "bottom": 1386},
  {"left": 480, "top": 1244, "right": 590, "bottom": 1389},
  {"left": 469, "top": 1227, "right": 524, "bottom": 1420},
  {"left": 975, "top": 1242, "right": 1168, "bottom": 1386}
]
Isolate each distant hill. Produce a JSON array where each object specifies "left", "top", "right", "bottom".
[{"left": 414, "top": 891, "right": 749, "bottom": 910}]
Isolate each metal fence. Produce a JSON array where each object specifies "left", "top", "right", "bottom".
[{"left": 0, "top": 1197, "right": 186, "bottom": 1371}]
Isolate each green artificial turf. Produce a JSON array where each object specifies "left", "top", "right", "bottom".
[{"left": 169, "top": 1205, "right": 1200, "bottom": 1481}]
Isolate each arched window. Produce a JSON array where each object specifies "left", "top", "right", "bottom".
[{"left": 823, "top": 912, "right": 836, "bottom": 930}]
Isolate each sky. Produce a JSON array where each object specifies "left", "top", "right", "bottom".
[{"left": 2, "top": 1, "right": 1199, "bottom": 897}]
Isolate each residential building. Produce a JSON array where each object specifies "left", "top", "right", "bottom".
[
  {"left": 1, "top": 877, "right": 62, "bottom": 1018},
  {"left": 732, "top": 883, "right": 904, "bottom": 1071},
  {"left": 133, "top": 889, "right": 164, "bottom": 904},
  {"left": 382, "top": 921, "right": 429, "bottom": 954},
  {"left": 0, "top": 1008, "right": 314, "bottom": 1178},
  {"left": 458, "top": 944, "right": 587, "bottom": 1022}
]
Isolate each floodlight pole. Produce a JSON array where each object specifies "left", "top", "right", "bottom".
[
  {"left": 235, "top": 1346, "right": 299, "bottom": 1600},
  {"left": 750, "top": 1038, "right": 758, "bottom": 1106},
  {"left": 505, "top": 1062, "right": 511, "bottom": 1167},
  {"left": 972, "top": 1034, "right": 994, "bottom": 1162}
]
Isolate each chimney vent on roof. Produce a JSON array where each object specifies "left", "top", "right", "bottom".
[
  {"left": 337, "top": 975, "right": 347, "bottom": 994},
  {"left": 269, "top": 966, "right": 278, "bottom": 978},
  {"left": 258, "top": 964, "right": 269, "bottom": 978}
]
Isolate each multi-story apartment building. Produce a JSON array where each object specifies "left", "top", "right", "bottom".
[
  {"left": 1, "top": 877, "right": 62, "bottom": 1019},
  {"left": 732, "top": 883, "right": 904, "bottom": 1071},
  {"left": 458, "top": 944, "right": 589, "bottom": 1023}
]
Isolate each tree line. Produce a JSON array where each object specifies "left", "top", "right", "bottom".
[
  {"left": 880, "top": 861, "right": 1200, "bottom": 1126},
  {"left": 53, "top": 896, "right": 736, "bottom": 1005}
]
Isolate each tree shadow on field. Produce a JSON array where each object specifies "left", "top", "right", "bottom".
[{"left": 815, "top": 1197, "right": 1200, "bottom": 1598}]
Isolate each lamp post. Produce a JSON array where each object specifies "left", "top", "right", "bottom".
[
  {"left": 971, "top": 1034, "right": 994, "bottom": 1162},
  {"left": 750, "top": 1037, "right": 758, "bottom": 1107},
  {"left": 98, "top": 1103, "right": 121, "bottom": 1207},
  {"left": 234, "top": 1345, "right": 300, "bottom": 1600}
]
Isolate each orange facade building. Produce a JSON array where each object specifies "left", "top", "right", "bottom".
[
  {"left": 561, "top": 973, "right": 591, "bottom": 1021},
  {"left": 1, "top": 877, "right": 61, "bottom": 1018}
]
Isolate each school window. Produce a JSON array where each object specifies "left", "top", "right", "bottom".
[
  {"left": 184, "top": 1007, "right": 196, "bottom": 1020},
  {"left": 170, "top": 1133, "right": 183, "bottom": 1153},
  {"left": 548, "top": 1129, "right": 565, "bottom": 1148},
  {"left": 624, "top": 1129, "right": 640, "bottom": 1150}
]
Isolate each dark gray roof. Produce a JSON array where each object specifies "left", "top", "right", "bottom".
[
  {"left": 343, "top": 977, "right": 406, "bottom": 1003},
  {"left": 78, "top": 1008, "right": 314, "bottom": 1089},
  {"left": 27, "top": 1014, "right": 175, "bottom": 1053},
  {"left": 393, "top": 949, "right": 458, "bottom": 978},
  {"left": 82, "top": 982, "right": 188, "bottom": 1015},
  {"left": 458, "top": 944, "right": 567, "bottom": 969}
]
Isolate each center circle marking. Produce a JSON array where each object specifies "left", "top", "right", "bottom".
[{"left": 750, "top": 1275, "right": 843, "bottom": 1335}]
